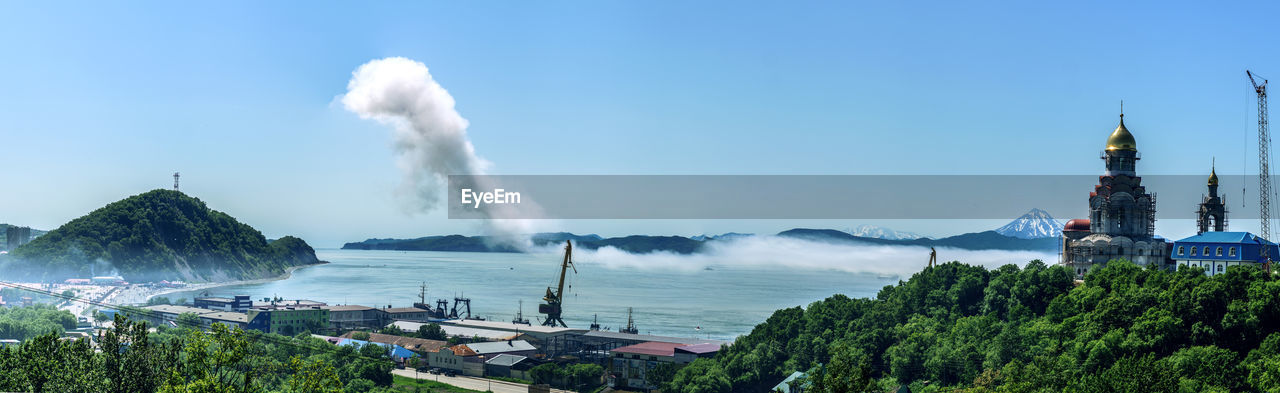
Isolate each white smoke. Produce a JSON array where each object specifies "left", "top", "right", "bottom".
[
  {"left": 544, "top": 235, "right": 1055, "bottom": 277},
  {"left": 342, "top": 57, "right": 540, "bottom": 246},
  {"left": 343, "top": 57, "right": 489, "bottom": 210}
]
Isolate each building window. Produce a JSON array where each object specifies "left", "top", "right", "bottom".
[
  {"left": 1178, "top": 246, "right": 1185, "bottom": 255},
  {"left": 1229, "top": 247, "right": 1237, "bottom": 256},
  {"left": 1190, "top": 247, "right": 1197, "bottom": 256},
  {"left": 1216, "top": 247, "right": 1223, "bottom": 256},
  {"left": 1218, "top": 265, "right": 1224, "bottom": 272},
  {"left": 1203, "top": 246, "right": 1210, "bottom": 255}
]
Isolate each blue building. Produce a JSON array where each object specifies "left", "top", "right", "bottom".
[
  {"left": 334, "top": 338, "right": 418, "bottom": 362},
  {"left": 1171, "top": 232, "right": 1279, "bottom": 276}
]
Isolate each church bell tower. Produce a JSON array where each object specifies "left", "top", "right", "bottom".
[{"left": 1197, "top": 163, "right": 1227, "bottom": 233}]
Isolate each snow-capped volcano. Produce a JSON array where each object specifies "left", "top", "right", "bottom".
[
  {"left": 995, "top": 208, "right": 1063, "bottom": 239},
  {"left": 850, "top": 225, "right": 925, "bottom": 240}
]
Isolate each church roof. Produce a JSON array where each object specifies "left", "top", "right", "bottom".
[
  {"left": 1106, "top": 116, "right": 1137, "bottom": 151},
  {"left": 1176, "top": 232, "right": 1275, "bottom": 245},
  {"left": 1209, "top": 167, "right": 1219, "bottom": 186},
  {"left": 1064, "top": 219, "right": 1091, "bottom": 232}
]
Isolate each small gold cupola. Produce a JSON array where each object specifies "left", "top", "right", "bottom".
[
  {"left": 1106, "top": 114, "right": 1138, "bottom": 151},
  {"left": 1209, "top": 160, "right": 1219, "bottom": 186}
]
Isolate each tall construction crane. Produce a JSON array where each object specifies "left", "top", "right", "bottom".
[
  {"left": 1249, "top": 70, "right": 1272, "bottom": 274},
  {"left": 539, "top": 240, "right": 576, "bottom": 327}
]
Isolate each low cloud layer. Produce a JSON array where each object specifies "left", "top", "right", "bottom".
[{"left": 537, "top": 235, "right": 1055, "bottom": 277}]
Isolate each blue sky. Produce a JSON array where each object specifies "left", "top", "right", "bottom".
[{"left": 1, "top": 1, "right": 1278, "bottom": 246}]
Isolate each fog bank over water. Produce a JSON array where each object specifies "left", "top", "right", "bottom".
[{"left": 536, "top": 235, "right": 1057, "bottom": 276}]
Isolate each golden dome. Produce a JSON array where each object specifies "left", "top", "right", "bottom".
[
  {"left": 1209, "top": 167, "right": 1219, "bottom": 186},
  {"left": 1106, "top": 116, "right": 1137, "bottom": 151}
]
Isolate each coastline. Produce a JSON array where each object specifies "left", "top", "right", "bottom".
[{"left": 114, "top": 261, "right": 329, "bottom": 305}]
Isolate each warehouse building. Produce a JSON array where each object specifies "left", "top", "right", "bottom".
[
  {"left": 194, "top": 295, "right": 253, "bottom": 312},
  {"left": 324, "top": 305, "right": 385, "bottom": 330}
]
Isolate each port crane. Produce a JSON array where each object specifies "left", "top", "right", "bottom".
[
  {"left": 1249, "top": 70, "right": 1273, "bottom": 274},
  {"left": 539, "top": 240, "right": 576, "bottom": 327}
]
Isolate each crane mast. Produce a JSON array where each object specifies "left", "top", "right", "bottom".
[
  {"left": 1249, "top": 70, "right": 1272, "bottom": 273},
  {"left": 539, "top": 240, "right": 575, "bottom": 327}
]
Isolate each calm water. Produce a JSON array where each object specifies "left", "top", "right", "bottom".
[{"left": 168, "top": 249, "right": 900, "bottom": 340}]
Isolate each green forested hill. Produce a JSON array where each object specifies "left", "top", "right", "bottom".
[
  {"left": 7, "top": 189, "right": 321, "bottom": 282},
  {"left": 664, "top": 260, "right": 1280, "bottom": 393}
]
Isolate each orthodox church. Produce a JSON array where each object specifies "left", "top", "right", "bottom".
[{"left": 1060, "top": 114, "right": 1170, "bottom": 277}]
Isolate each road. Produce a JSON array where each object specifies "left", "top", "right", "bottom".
[{"left": 391, "top": 369, "right": 577, "bottom": 393}]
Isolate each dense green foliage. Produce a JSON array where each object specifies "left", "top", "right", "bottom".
[
  {"left": 7, "top": 189, "right": 321, "bottom": 282},
  {"left": 0, "top": 304, "right": 77, "bottom": 341},
  {"left": 669, "top": 260, "right": 1280, "bottom": 393},
  {"left": 0, "top": 315, "right": 401, "bottom": 393},
  {"left": 528, "top": 362, "right": 605, "bottom": 391},
  {"left": 416, "top": 323, "right": 446, "bottom": 341}
]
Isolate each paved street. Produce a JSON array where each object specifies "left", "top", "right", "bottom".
[{"left": 391, "top": 369, "right": 577, "bottom": 393}]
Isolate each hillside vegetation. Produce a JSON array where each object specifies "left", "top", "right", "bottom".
[
  {"left": 0, "top": 316, "right": 400, "bottom": 393},
  {"left": 7, "top": 189, "right": 321, "bottom": 282},
  {"left": 665, "top": 260, "right": 1280, "bottom": 393}
]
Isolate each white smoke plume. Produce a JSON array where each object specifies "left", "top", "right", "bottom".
[
  {"left": 343, "top": 57, "right": 489, "bottom": 210},
  {"left": 342, "top": 57, "right": 539, "bottom": 245},
  {"left": 542, "top": 235, "right": 1055, "bottom": 277}
]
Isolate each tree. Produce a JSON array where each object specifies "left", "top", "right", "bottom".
[
  {"left": 646, "top": 362, "right": 681, "bottom": 391},
  {"left": 378, "top": 325, "right": 403, "bottom": 336},
  {"left": 351, "top": 331, "right": 371, "bottom": 341},
  {"left": 669, "top": 359, "right": 731, "bottom": 393},
  {"left": 566, "top": 363, "right": 604, "bottom": 390},
  {"left": 416, "top": 323, "right": 446, "bottom": 341},
  {"left": 286, "top": 356, "right": 343, "bottom": 393},
  {"left": 529, "top": 363, "right": 562, "bottom": 386},
  {"left": 815, "top": 342, "right": 873, "bottom": 393}
]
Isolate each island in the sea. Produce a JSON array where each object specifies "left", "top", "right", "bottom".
[{"left": 2, "top": 189, "right": 323, "bottom": 282}]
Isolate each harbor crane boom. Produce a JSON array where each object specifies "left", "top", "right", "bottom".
[
  {"left": 1249, "top": 70, "right": 1272, "bottom": 274},
  {"left": 539, "top": 240, "right": 576, "bottom": 327}
]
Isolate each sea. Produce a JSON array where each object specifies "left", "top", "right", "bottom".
[{"left": 164, "top": 246, "right": 1052, "bottom": 340}]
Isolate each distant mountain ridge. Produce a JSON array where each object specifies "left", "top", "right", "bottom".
[
  {"left": 690, "top": 233, "right": 754, "bottom": 241},
  {"left": 995, "top": 208, "right": 1063, "bottom": 239},
  {"left": 849, "top": 225, "right": 924, "bottom": 240},
  {"left": 776, "top": 228, "right": 1056, "bottom": 251},
  {"left": 344, "top": 227, "right": 1057, "bottom": 255}
]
